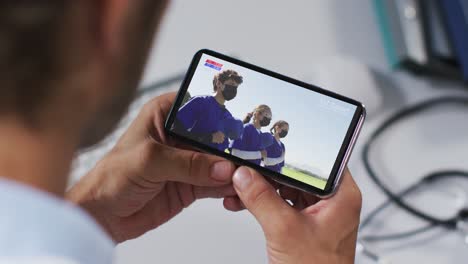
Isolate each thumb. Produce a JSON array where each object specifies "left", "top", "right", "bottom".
[{"left": 233, "top": 166, "right": 295, "bottom": 232}]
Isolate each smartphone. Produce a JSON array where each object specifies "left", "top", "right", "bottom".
[{"left": 165, "top": 49, "right": 365, "bottom": 197}]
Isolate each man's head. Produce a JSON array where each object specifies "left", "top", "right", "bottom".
[
  {"left": 0, "top": 1, "right": 168, "bottom": 148},
  {"left": 213, "top": 69, "right": 243, "bottom": 101}
]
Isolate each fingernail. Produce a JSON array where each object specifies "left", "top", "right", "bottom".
[
  {"left": 211, "top": 161, "right": 233, "bottom": 181},
  {"left": 233, "top": 167, "right": 252, "bottom": 191}
]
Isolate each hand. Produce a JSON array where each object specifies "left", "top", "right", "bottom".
[
  {"left": 67, "top": 92, "right": 236, "bottom": 242},
  {"left": 212, "top": 131, "right": 225, "bottom": 144},
  {"left": 225, "top": 167, "right": 361, "bottom": 264}
]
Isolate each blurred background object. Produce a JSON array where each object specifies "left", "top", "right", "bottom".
[
  {"left": 71, "top": 1, "right": 468, "bottom": 263},
  {"left": 308, "top": 55, "right": 384, "bottom": 117},
  {"left": 373, "top": 0, "right": 468, "bottom": 82}
]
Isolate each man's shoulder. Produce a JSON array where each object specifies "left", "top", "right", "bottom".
[{"left": 0, "top": 179, "right": 114, "bottom": 264}]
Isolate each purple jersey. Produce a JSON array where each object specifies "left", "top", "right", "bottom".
[
  {"left": 175, "top": 96, "right": 242, "bottom": 151},
  {"left": 264, "top": 136, "right": 286, "bottom": 173},
  {"left": 230, "top": 123, "right": 267, "bottom": 165}
]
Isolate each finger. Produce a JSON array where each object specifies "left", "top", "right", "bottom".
[
  {"left": 223, "top": 196, "right": 245, "bottom": 212},
  {"left": 118, "top": 92, "right": 177, "bottom": 146},
  {"left": 265, "top": 177, "right": 281, "bottom": 190},
  {"left": 155, "top": 92, "right": 178, "bottom": 117},
  {"left": 150, "top": 92, "right": 178, "bottom": 143},
  {"left": 141, "top": 141, "right": 236, "bottom": 187},
  {"left": 303, "top": 168, "right": 362, "bottom": 228},
  {"left": 232, "top": 166, "right": 297, "bottom": 232},
  {"left": 172, "top": 142, "right": 199, "bottom": 152},
  {"left": 194, "top": 184, "right": 237, "bottom": 199}
]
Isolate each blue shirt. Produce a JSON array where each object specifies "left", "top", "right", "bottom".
[
  {"left": 264, "top": 137, "right": 286, "bottom": 173},
  {"left": 176, "top": 96, "right": 243, "bottom": 151},
  {"left": 0, "top": 179, "right": 114, "bottom": 264},
  {"left": 230, "top": 123, "right": 273, "bottom": 165},
  {"left": 230, "top": 123, "right": 264, "bottom": 152}
]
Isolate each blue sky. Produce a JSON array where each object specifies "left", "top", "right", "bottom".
[{"left": 186, "top": 54, "right": 356, "bottom": 179}]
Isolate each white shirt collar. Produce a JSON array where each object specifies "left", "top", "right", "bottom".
[{"left": 0, "top": 178, "right": 115, "bottom": 264}]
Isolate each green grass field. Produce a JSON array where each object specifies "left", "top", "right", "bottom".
[
  {"left": 224, "top": 148, "right": 327, "bottom": 189},
  {"left": 281, "top": 166, "right": 327, "bottom": 190}
]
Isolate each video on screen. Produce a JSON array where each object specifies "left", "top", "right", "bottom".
[{"left": 171, "top": 54, "right": 357, "bottom": 190}]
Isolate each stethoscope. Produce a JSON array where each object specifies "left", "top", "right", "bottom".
[{"left": 358, "top": 97, "right": 468, "bottom": 262}]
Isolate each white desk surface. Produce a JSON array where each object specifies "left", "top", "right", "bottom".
[{"left": 77, "top": 1, "right": 468, "bottom": 263}]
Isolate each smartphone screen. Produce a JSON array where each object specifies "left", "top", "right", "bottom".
[{"left": 165, "top": 50, "right": 365, "bottom": 196}]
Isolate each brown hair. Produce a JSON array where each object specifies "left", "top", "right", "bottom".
[
  {"left": 212, "top": 69, "right": 243, "bottom": 91},
  {"left": 243, "top": 104, "right": 271, "bottom": 124},
  {"left": 0, "top": 2, "right": 68, "bottom": 118},
  {"left": 0, "top": 1, "right": 167, "bottom": 122},
  {"left": 270, "top": 120, "right": 289, "bottom": 134}
]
